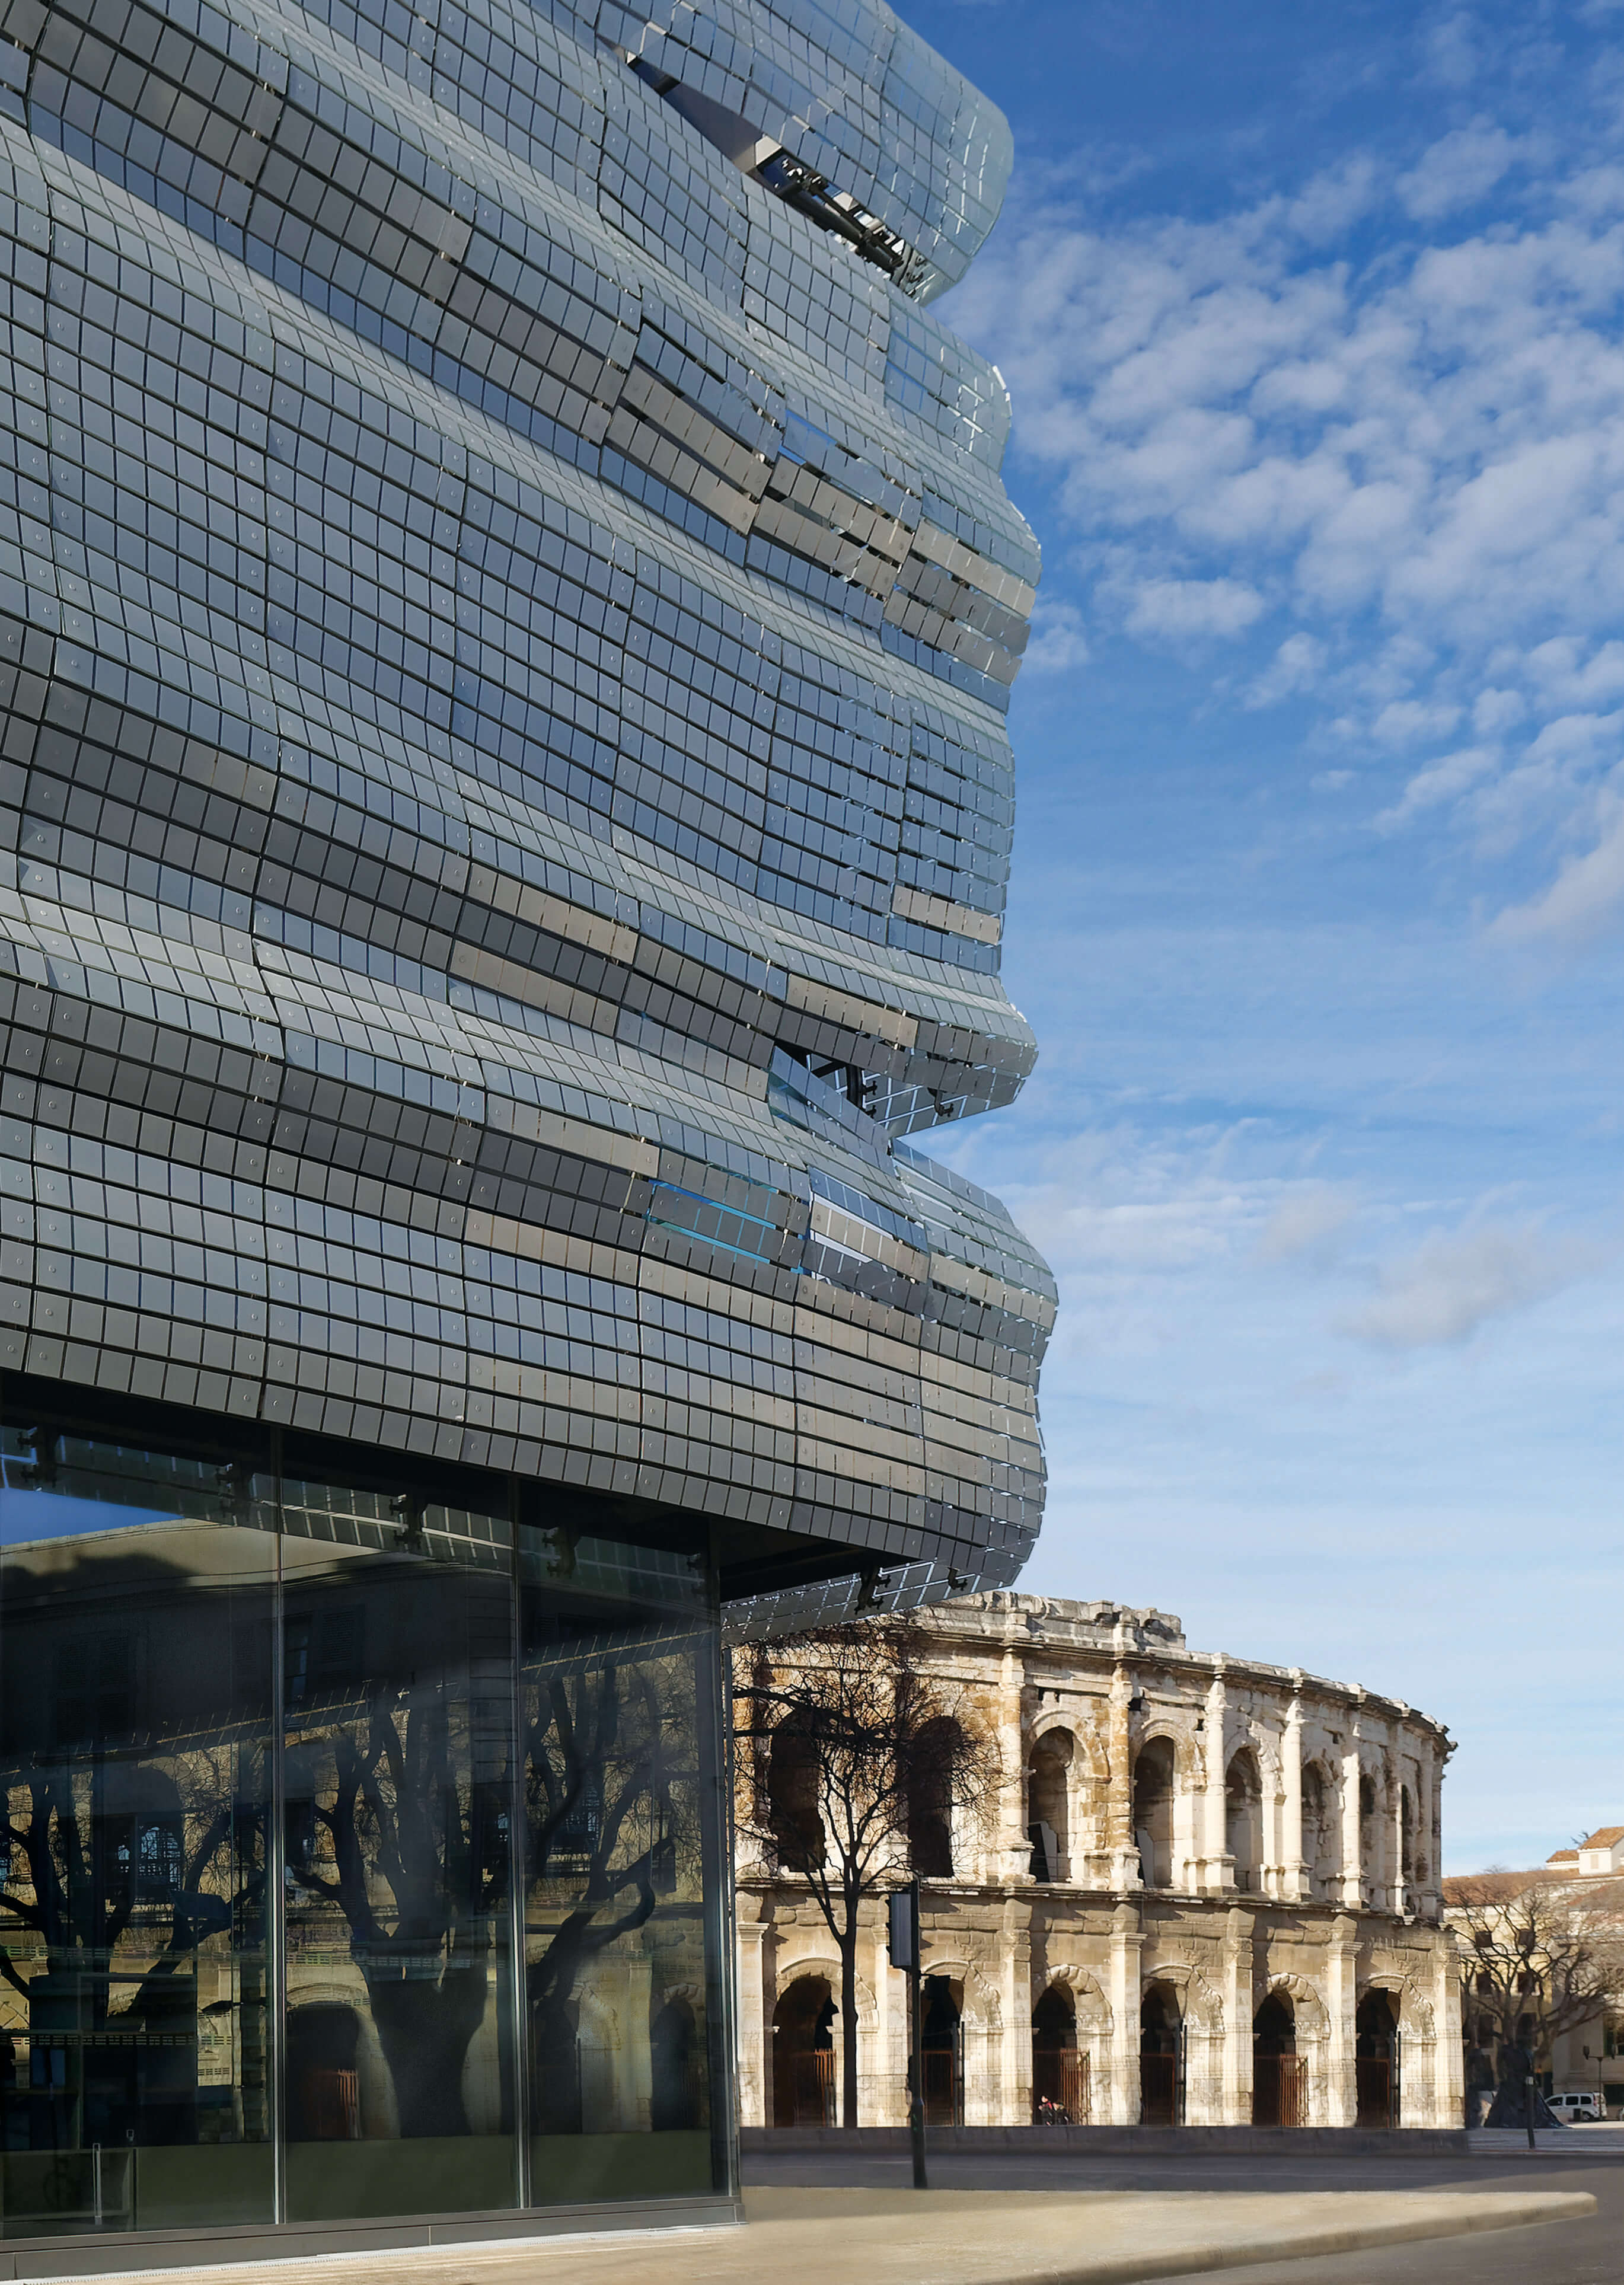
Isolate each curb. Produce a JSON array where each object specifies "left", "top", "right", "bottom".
[
  {"left": 743, "top": 2123, "right": 1472, "bottom": 2157},
  {"left": 1000, "top": 2191, "right": 1597, "bottom": 2285}
]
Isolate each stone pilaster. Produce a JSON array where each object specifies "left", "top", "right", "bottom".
[
  {"left": 1221, "top": 1904, "right": 1254, "bottom": 2124},
  {"left": 1281, "top": 1689, "right": 1306, "bottom": 1902},
  {"left": 1106, "top": 1657, "right": 1140, "bottom": 1890},
  {"left": 1326, "top": 1911, "right": 1358, "bottom": 2126},
  {"left": 1003, "top": 1893, "right": 1032, "bottom": 2127},
  {"left": 735, "top": 1895, "right": 769, "bottom": 2127},
  {"left": 1198, "top": 1664, "right": 1233, "bottom": 1893},
  {"left": 1340, "top": 1738, "right": 1363, "bottom": 1908},
  {"left": 1108, "top": 1897, "right": 1144, "bottom": 2123}
]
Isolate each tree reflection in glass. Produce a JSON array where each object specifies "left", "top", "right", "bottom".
[
  {"left": 0, "top": 1430, "right": 275, "bottom": 2233},
  {"left": 279, "top": 1487, "right": 516, "bottom": 2216},
  {"left": 518, "top": 1529, "right": 714, "bottom": 2196}
]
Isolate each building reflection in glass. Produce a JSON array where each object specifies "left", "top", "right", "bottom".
[{"left": 0, "top": 1395, "right": 728, "bottom": 2241}]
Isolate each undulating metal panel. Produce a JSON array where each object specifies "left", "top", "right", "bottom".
[{"left": 0, "top": 0, "right": 1053, "bottom": 1613}]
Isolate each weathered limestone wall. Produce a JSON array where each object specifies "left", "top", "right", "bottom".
[{"left": 737, "top": 1595, "right": 1460, "bottom": 2131}]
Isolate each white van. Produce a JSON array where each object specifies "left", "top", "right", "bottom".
[{"left": 1548, "top": 2091, "right": 1606, "bottom": 2123}]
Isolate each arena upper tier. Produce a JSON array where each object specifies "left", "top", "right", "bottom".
[
  {"left": 0, "top": 0, "right": 1049, "bottom": 2258},
  {"left": 739, "top": 1597, "right": 1464, "bottom": 2130}
]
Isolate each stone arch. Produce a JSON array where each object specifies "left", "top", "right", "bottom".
[
  {"left": 1258, "top": 1971, "right": 1331, "bottom": 2127},
  {"left": 922, "top": 1956, "right": 1002, "bottom": 2126},
  {"left": 1357, "top": 1972, "right": 1439, "bottom": 2126},
  {"left": 1262, "top": 1971, "right": 1329, "bottom": 2041},
  {"left": 774, "top": 1953, "right": 876, "bottom": 2028},
  {"left": 1027, "top": 1723, "right": 1076, "bottom": 1881},
  {"left": 284, "top": 1976, "right": 393, "bottom": 2139},
  {"left": 1035, "top": 1964, "right": 1111, "bottom": 2124},
  {"left": 1140, "top": 1959, "right": 1226, "bottom": 2126},
  {"left": 1300, "top": 1757, "right": 1340, "bottom": 1896},
  {"left": 1038, "top": 1964, "right": 1113, "bottom": 2036},
  {"left": 1225, "top": 1743, "right": 1264, "bottom": 1893},
  {"left": 1131, "top": 1732, "right": 1179, "bottom": 1888}
]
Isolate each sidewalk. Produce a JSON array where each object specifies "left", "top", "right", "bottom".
[
  {"left": 71, "top": 2181, "right": 1597, "bottom": 2285},
  {"left": 1469, "top": 2124, "right": 1624, "bottom": 2156}
]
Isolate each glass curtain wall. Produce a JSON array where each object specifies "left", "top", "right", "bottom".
[{"left": 0, "top": 1395, "right": 729, "bottom": 2243}]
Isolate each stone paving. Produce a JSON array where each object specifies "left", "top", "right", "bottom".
[{"left": 57, "top": 2181, "right": 1597, "bottom": 2285}]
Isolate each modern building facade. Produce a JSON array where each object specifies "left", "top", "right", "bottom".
[
  {"left": 0, "top": 0, "right": 1050, "bottom": 2259},
  {"left": 739, "top": 1598, "right": 1462, "bottom": 2131}
]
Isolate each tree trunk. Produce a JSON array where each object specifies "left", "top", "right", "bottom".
[
  {"left": 363, "top": 1948, "right": 489, "bottom": 2136},
  {"left": 838, "top": 1925, "right": 860, "bottom": 2128}
]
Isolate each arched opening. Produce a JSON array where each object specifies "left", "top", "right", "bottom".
[
  {"left": 286, "top": 2005, "right": 361, "bottom": 2142},
  {"left": 768, "top": 1718, "right": 825, "bottom": 1871},
  {"left": 921, "top": 1976, "right": 963, "bottom": 2127},
  {"left": 1139, "top": 1981, "right": 1183, "bottom": 2126},
  {"left": 1355, "top": 1988, "right": 1400, "bottom": 2128},
  {"left": 650, "top": 1996, "right": 702, "bottom": 2131},
  {"left": 1027, "top": 1729, "right": 1072, "bottom": 1882},
  {"left": 1225, "top": 1747, "right": 1263, "bottom": 1893},
  {"left": 1032, "top": 1983, "right": 1087, "bottom": 2123},
  {"left": 1132, "top": 1738, "right": 1175, "bottom": 1889},
  {"left": 771, "top": 1976, "right": 835, "bottom": 2128},
  {"left": 1252, "top": 1990, "right": 1304, "bottom": 2127},
  {"left": 907, "top": 1718, "right": 959, "bottom": 1879},
  {"left": 1301, "top": 1761, "right": 1337, "bottom": 1895},
  {"left": 1400, "top": 1786, "right": 1415, "bottom": 1885}
]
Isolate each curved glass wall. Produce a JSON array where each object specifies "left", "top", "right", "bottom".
[{"left": 0, "top": 1386, "right": 729, "bottom": 2243}]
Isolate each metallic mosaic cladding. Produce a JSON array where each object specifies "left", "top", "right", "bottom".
[{"left": 0, "top": 0, "right": 1054, "bottom": 1624}]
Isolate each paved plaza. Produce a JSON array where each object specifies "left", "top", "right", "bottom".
[{"left": 31, "top": 2171, "right": 1593, "bottom": 2285}]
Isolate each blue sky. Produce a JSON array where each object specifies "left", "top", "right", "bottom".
[{"left": 905, "top": 0, "right": 1624, "bottom": 1871}]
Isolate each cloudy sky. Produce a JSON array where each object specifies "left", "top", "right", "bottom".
[{"left": 905, "top": 0, "right": 1624, "bottom": 1871}]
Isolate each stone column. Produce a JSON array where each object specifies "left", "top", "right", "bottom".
[
  {"left": 1003, "top": 1893, "right": 1032, "bottom": 2127},
  {"left": 999, "top": 1645, "right": 1033, "bottom": 1884},
  {"left": 1417, "top": 1740, "right": 1438, "bottom": 1913},
  {"left": 1390, "top": 1757, "right": 1408, "bottom": 1916},
  {"left": 1106, "top": 1657, "right": 1140, "bottom": 1891},
  {"left": 1340, "top": 1739, "right": 1363, "bottom": 1909},
  {"left": 1199, "top": 1664, "right": 1231, "bottom": 1893},
  {"left": 735, "top": 1895, "right": 769, "bottom": 2128},
  {"left": 1282, "top": 1690, "right": 1306, "bottom": 1903},
  {"left": 1221, "top": 1905, "right": 1254, "bottom": 2125},
  {"left": 1325, "top": 1911, "right": 1359, "bottom": 2127},
  {"left": 1108, "top": 1898, "right": 1144, "bottom": 2123}
]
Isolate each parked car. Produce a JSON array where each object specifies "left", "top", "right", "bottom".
[{"left": 1548, "top": 2091, "right": 1606, "bottom": 2123}]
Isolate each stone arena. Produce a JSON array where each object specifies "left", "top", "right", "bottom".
[{"left": 736, "top": 1595, "right": 1463, "bottom": 2131}]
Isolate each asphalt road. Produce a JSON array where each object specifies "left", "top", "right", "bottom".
[{"left": 741, "top": 2147, "right": 1624, "bottom": 2282}]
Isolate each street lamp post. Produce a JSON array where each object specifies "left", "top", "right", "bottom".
[{"left": 888, "top": 1876, "right": 927, "bottom": 2189}]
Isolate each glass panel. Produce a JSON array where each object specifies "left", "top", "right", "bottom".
[
  {"left": 518, "top": 1526, "right": 723, "bottom": 2206},
  {"left": 279, "top": 1476, "right": 518, "bottom": 2223},
  {"left": 0, "top": 1426, "right": 275, "bottom": 2236}
]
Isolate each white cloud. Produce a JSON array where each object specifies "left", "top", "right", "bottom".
[
  {"left": 1376, "top": 745, "right": 1499, "bottom": 831},
  {"left": 1422, "top": 12, "right": 1481, "bottom": 90},
  {"left": 1257, "top": 1185, "right": 1359, "bottom": 1262},
  {"left": 1341, "top": 1221, "right": 1591, "bottom": 1346},
  {"left": 1245, "top": 632, "right": 1328, "bottom": 709},
  {"left": 1492, "top": 796, "right": 1624, "bottom": 940},
  {"left": 1397, "top": 124, "right": 1519, "bottom": 220},
  {"left": 1124, "top": 576, "right": 1265, "bottom": 643},
  {"left": 943, "top": 115, "right": 1624, "bottom": 913},
  {"left": 1021, "top": 596, "right": 1089, "bottom": 673}
]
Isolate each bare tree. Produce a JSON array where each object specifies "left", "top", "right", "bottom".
[
  {"left": 1449, "top": 1872, "right": 1624, "bottom": 2076},
  {"left": 521, "top": 1648, "right": 691, "bottom": 2127},
  {"left": 732, "top": 1617, "right": 994, "bottom": 2128}
]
